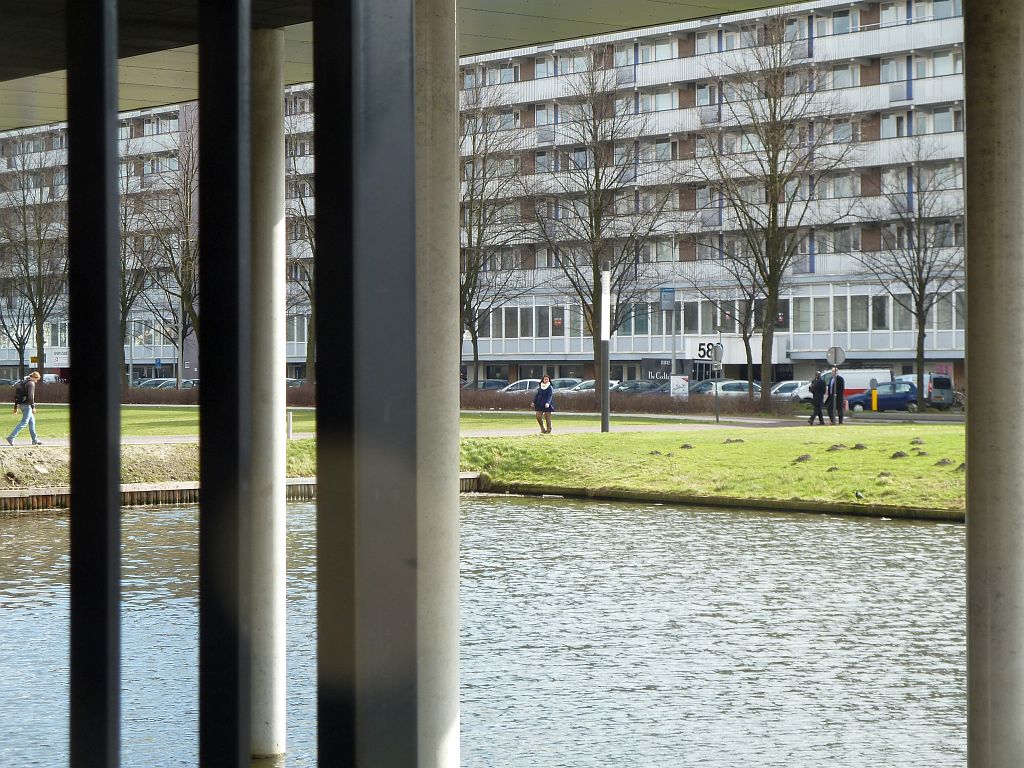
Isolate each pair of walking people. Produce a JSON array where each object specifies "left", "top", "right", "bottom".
[
  {"left": 7, "top": 371, "right": 42, "bottom": 445},
  {"left": 809, "top": 366, "right": 845, "bottom": 426}
]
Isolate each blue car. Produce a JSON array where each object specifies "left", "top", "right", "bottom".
[{"left": 847, "top": 381, "right": 919, "bottom": 413}]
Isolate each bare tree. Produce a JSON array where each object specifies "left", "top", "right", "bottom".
[
  {"left": 855, "top": 138, "right": 965, "bottom": 408},
  {"left": 136, "top": 105, "right": 200, "bottom": 385},
  {"left": 0, "top": 129, "right": 69, "bottom": 374},
  {"left": 459, "top": 82, "right": 535, "bottom": 382},
  {"left": 528, "top": 43, "right": 677, "bottom": 378},
  {"left": 691, "top": 12, "right": 857, "bottom": 406},
  {"left": 117, "top": 133, "right": 162, "bottom": 388},
  {"left": 679, "top": 247, "right": 766, "bottom": 393},
  {"left": 285, "top": 95, "right": 317, "bottom": 384},
  {"left": 0, "top": 278, "right": 37, "bottom": 377}
]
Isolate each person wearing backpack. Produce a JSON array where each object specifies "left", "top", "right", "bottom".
[{"left": 7, "top": 371, "right": 42, "bottom": 446}]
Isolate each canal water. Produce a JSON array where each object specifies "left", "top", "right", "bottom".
[{"left": 0, "top": 498, "right": 965, "bottom": 767}]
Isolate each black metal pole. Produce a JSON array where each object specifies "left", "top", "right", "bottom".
[
  {"left": 66, "top": 1, "right": 121, "bottom": 764},
  {"left": 198, "top": 1, "right": 252, "bottom": 765}
]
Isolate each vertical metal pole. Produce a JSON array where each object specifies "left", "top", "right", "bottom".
[
  {"left": 316, "top": 0, "right": 419, "bottom": 764},
  {"left": 198, "top": 1, "right": 252, "bottom": 766},
  {"left": 670, "top": 307, "right": 677, "bottom": 376},
  {"left": 67, "top": 1, "right": 121, "bottom": 765},
  {"left": 600, "top": 266, "right": 611, "bottom": 433}
]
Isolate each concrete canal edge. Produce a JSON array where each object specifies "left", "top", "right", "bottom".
[
  {"left": 0, "top": 473, "right": 962, "bottom": 523},
  {"left": 460, "top": 472, "right": 964, "bottom": 523}
]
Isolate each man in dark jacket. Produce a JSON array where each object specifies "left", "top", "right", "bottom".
[
  {"left": 826, "top": 366, "right": 846, "bottom": 425},
  {"left": 7, "top": 370, "right": 42, "bottom": 445},
  {"left": 808, "top": 371, "right": 826, "bottom": 425}
]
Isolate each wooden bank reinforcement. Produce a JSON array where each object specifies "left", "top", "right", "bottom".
[{"left": 0, "top": 473, "right": 962, "bottom": 523}]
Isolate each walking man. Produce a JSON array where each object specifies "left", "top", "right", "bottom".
[
  {"left": 7, "top": 371, "right": 42, "bottom": 445},
  {"left": 827, "top": 366, "right": 846, "bottom": 426},
  {"left": 808, "top": 371, "right": 826, "bottom": 425}
]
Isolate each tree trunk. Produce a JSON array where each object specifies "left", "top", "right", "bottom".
[
  {"left": 119, "top": 317, "right": 129, "bottom": 391},
  {"left": 743, "top": 335, "right": 754, "bottom": 402},
  {"left": 759, "top": 293, "right": 778, "bottom": 409},
  {"left": 471, "top": 331, "right": 480, "bottom": 384},
  {"left": 16, "top": 347, "right": 26, "bottom": 379},
  {"left": 305, "top": 312, "right": 316, "bottom": 385},
  {"left": 916, "top": 315, "right": 927, "bottom": 409},
  {"left": 34, "top": 319, "right": 45, "bottom": 375}
]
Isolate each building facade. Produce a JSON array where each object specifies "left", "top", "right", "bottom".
[
  {"left": 458, "top": 0, "right": 965, "bottom": 386},
  {"left": 0, "top": 87, "right": 316, "bottom": 382}
]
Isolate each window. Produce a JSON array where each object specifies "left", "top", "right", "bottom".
[
  {"left": 535, "top": 104, "right": 552, "bottom": 126},
  {"left": 894, "top": 296, "right": 914, "bottom": 330},
  {"left": 700, "top": 301, "right": 715, "bottom": 333},
  {"left": 559, "top": 53, "right": 589, "bottom": 74},
  {"left": 695, "top": 31, "right": 717, "bottom": 55},
  {"left": 833, "top": 226, "right": 860, "bottom": 252},
  {"left": 653, "top": 138, "right": 674, "bottom": 161},
  {"left": 813, "top": 298, "right": 830, "bottom": 331},
  {"left": 683, "top": 302, "right": 698, "bottom": 333},
  {"left": 881, "top": 2, "right": 903, "bottom": 25},
  {"left": 535, "top": 151, "right": 554, "bottom": 173},
  {"left": 833, "top": 173, "right": 858, "bottom": 198},
  {"left": 614, "top": 45, "right": 632, "bottom": 68},
  {"left": 932, "top": 106, "right": 963, "bottom": 133},
  {"left": 831, "top": 9, "right": 858, "bottom": 34},
  {"left": 832, "top": 120, "right": 857, "bottom": 143},
  {"left": 535, "top": 57, "right": 554, "bottom": 78},
  {"left": 793, "top": 297, "right": 811, "bottom": 332},
  {"left": 935, "top": 294, "right": 954, "bottom": 329},
  {"left": 655, "top": 39, "right": 674, "bottom": 60},
  {"left": 633, "top": 303, "right": 649, "bottom": 334},
  {"left": 833, "top": 296, "right": 848, "bottom": 332},
  {"left": 551, "top": 306, "right": 565, "bottom": 336},
  {"left": 696, "top": 83, "right": 717, "bottom": 106},
  {"left": 872, "top": 295, "right": 890, "bottom": 330},
  {"left": 881, "top": 112, "right": 908, "bottom": 139},
  {"left": 851, "top": 295, "right": 869, "bottom": 331},
  {"left": 932, "top": 51, "right": 962, "bottom": 76},
  {"left": 881, "top": 58, "right": 906, "bottom": 83},
  {"left": 462, "top": 69, "right": 478, "bottom": 89},
  {"left": 119, "top": 122, "right": 132, "bottom": 140},
  {"left": 143, "top": 115, "right": 179, "bottom": 135},
  {"left": 831, "top": 65, "right": 856, "bottom": 89},
  {"left": 954, "top": 291, "right": 965, "bottom": 329},
  {"left": 571, "top": 147, "right": 591, "bottom": 169},
  {"left": 785, "top": 18, "right": 807, "bottom": 41},
  {"left": 286, "top": 315, "right": 308, "bottom": 343},
  {"left": 286, "top": 94, "right": 312, "bottom": 114},
  {"left": 503, "top": 307, "right": 518, "bottom": 338}
]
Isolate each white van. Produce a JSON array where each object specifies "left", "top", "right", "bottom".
[{"left": 795, "top": 368, "right": 893, "bottom": 402}]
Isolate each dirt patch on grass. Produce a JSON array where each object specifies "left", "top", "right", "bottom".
[{"left": 0, "top": 444, "right": 200, "bottom": 488}]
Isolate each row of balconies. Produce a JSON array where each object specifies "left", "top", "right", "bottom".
[
  {"left": 459, "top": 16, "right": 962, "bottom": 109},
  {"left": 460, "top": 76, "right": 964, "bottom": 156}
]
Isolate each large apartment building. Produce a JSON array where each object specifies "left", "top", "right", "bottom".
[
  {"left": 0, "top": 87, "right": 316, "bottom": 381},
  {"left": 458, "top": 0, "right": 965, "bottom": 385}
]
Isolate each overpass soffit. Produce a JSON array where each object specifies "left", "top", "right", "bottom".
[{"left": 0, "top": 0, "right": 780, "bottom": 131}]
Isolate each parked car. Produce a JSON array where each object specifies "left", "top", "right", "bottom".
[
  {"left": 895, "top": 373, "right": 955, "bottom": 409},
  {"left": 286, "top": 378, "right": 306, "bottom": 388},
  {"left": 611, "top": 380, "right": 664, "bottom": 395},
  {"left": 562, "top": 379, "right": 619, "bottom": 394},
  {"left": 550, "top": 377, "right": 582, "bottom": 391},
  {"left": 137, "top": 378, "right": 177, "bottom": 388},
  {"left": 462, "top": 378, "right": 508, "bottom": 390},
  {"left": 689, "top": 379, "right": 761, "bottom": 397},
  {"left": 771, "top": 380, "right": 809, "bottom": 399},
  {"left": 498, "top": 378, "right": 541, "bottom": 394},
  {"left": 847, "top": 381, "right": 919, "bottom": 413}
]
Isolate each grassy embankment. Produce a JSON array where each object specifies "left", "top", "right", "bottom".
[{"left": 461, "top": 423, "right": 966, "bottom": 511}]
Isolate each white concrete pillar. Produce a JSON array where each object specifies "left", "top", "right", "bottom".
[
  {"left": 249, "top": 27, "right": 287, "bottom": 759},
  {"left": 966, "top": 3, "right": 1024, "bottom": 765},
  {"left": 415, "top": 0, "right": 460, "bottom": 764}
]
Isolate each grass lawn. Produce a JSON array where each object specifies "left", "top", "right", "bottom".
[
  {"left": 460, "top": 411, "right": 690, "bottom": 431},
  {"left": 461, "top": 423, "right": 966, "bottom": 510},
  {"left": 15, "top": 405, "right": 318, "bottom": 439}
]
